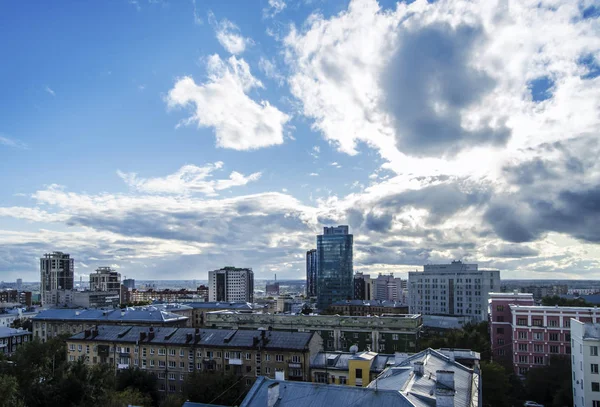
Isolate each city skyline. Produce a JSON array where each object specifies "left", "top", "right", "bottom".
[{"left": 1, "top": 0, "right": 600, "bottom": 282}]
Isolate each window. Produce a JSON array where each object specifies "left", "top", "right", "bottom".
[
  {"left": 355, "top": 369, "right": 363, "bottom": 379},
  {"left": 593, "top": 401, "right": 600, "bottom": 407},
  {"left": 534, "top": 356, "right": 544, "bottom": 364},
  {"left": 517, "top": 318, "right": 527, "bottom": 326},
  {"left": 496, "top": 305, "right": 504, "bottom": 312},
  {"left": 78, "top": 344, "right": 82, "bottom": 351},
  {"left": 497, "top": 338, "right": 505, "bottom": 345},
  {"left": 550, "top": 345, "right": 559, "bottom": 353},
  {"left": 265, "top": 354, "right": 271, "bottom": 361},
  {"left": 169, "top": 385, "right": 176, "bottom": 392},
  {"left": 549, "top": 320, "right": 558, "bottom": 327},
  {"left": 592, "top": 364, "right": 599, "bottom": 374},
  {"left": 534, "top": 344, "right": 544, "bottom": 352},
  {"left": 392, "top": 334, "right": 399, "bottom": 340},
  {"left": 225, "top": 352, "right": 230, "bottom": 360},
  {"left": 533, "top": 332, "right": 543, "bottom": 341},
  {"left": 593, "top": 382, "right": 600, "bottom": 392},
  {"left": 150, "top": 360, "right": 155, "bottom": 367},
  {"left": 158, "top": 348, "right": 165, "bottom": 356},
  {"left": 519, "top": 355, "right": 528, "bottom": 363},
  {"left": 168, "top": 349, "right": 175, "bottom": 356},
  {"left": 496, "top": 327, "right": 504, "bottom": 334},
  {"left": 549, "top": 333, "right": 559, "bottom": 341},
  {"left": 159, "top": 360, "right": 165, "bottom": 367},
  {"left": 518, "top": 343, "right": 528, "bottom": 352},
  {"left": 169, "top": 373, "right": 175, "bottom": 381},
  {"left": 340, "top": 376, "right": 347, "bottom": 384},
  {"left": 180, "top": 350, "right": 185, "bottom": 357},
  {"left": 69, "top": 344, "right": 75, "bottom": 351},
  {"left": 180, "top": 361, "right": 185, "bottom": 368},
  {"left": 532, "top": 319, "right": 542, "bottom": 327},
  {"left": 246, "top": 353, "right": 251, "bottom": 360},
  {"left": 518, "top": 331, "right": 528, "bottom": 340},
  {"left": 276, "top": 355, "right": 284, "bottom": 362},
  {"left": 292, "top": 355, "right": 301, "bottom": 363},
  {"left": 592, "top": 347, "right": 599, "bottom": 356},
  {"left": 265, "top": 367, "right": 271, "bottom": 374}
]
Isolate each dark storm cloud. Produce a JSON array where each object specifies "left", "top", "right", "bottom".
[
  {"left": 364, "top": 211, "right": 393, "bottom": 232},
  {"left": 502, "top": 158, "right": 558, "bottom": 185},
  {"left": 485, "top": 244, "right": 539, "bottom": 258},
  {"left": 382, "top": 22, "right": 511, "bottom": 156}
]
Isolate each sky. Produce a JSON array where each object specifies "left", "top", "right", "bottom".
[{"left": 1, "top": 0, "right": 600, "bottom": 283}]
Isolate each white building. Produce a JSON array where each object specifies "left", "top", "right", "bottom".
[
  {"left": 408, "top": 261, "right": 500, "bottom": 322},
  {"left": 89, "top": 267, "right": 121, "bottom": 292},
  {"left": 571, "top": 319, "right": 600, "bottom": 407},
  {"left": 372, "top": 274, "right": 407, "bottom": 302},
  {"left": 208, "top": 267, "right": 254, "bottom": 303}
]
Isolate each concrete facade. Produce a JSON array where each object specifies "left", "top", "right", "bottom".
[{"left": 571, "top": 320, "right": 600, "bottom": 407}]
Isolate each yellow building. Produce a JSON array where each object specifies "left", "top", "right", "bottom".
[{"left": 310, "top": 350, "right": 396, "bottom": 386}]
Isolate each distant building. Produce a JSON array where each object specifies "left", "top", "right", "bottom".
[
  {"left": 489, "top": 294, "right": 600, "bottom": 376},
  {"left": 265, "top": 282, "right": 280, "bottom": 297},
  {"left": 571, "top": 320, "right": 600, "bottom": 407},
  {"left": 122, "top": 279, "right": 135, "bottom": 290},
  {"left": 89, "top": 267, "right": 121, "bottom": 292},
  {"left": 40, "top": 251, "right": 74, "bottom": 306},
  {"left": 316, "top": 226, "right": 353, "bottom": 310},
  {"left": 353, "top": 273, "right": 372, "bottom": 300},
  {"left": 306, "top": 249, "right": 317, "bottom": 297},
  {"left": 408, "top": 261, "right": 501, "bottom": 322},
  {"left": 186, "top": 302, "right": 253, "bottom": 327},
  {"left": 123, "top": 287, "right": 209, "bottom": 304},
  {"left": 204, "top": 311, "right": 422, "bottom": 353},
  {"left": 328, "top": 300, "right": 408, "bottom": 316},
  {"left": 208, "top": 267, "right": 254, "bottom": 303},
  {"left": 372, "top": 273, "right": 406, "bottom": 302},
  {"left": 0, "top": 327, "right": 31, "bottom": 356},
  {"left": 32, "top": 307, "right": 188, "bottom": 342},
  {"left": 16, "top": 279, "right": 22, "bottom": 291},
  {"left": 71, "top": 290, "right": 121, "bottom": 308},
  {"left": 67, "top": 326, "right": 322, "bottom": 390},
  {"left": 0, "top": 290, "right": 32, "bottom": 306},
  {"left": 310, "top": 351, "right": 395, "bottom": 386}
]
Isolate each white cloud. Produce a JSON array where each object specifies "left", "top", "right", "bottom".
[
  {"left": 192, "top": 0, "right": 203, "bottom": 25},
  {"left": 166, "top": 54, "right": 290, "bottom": 150},
  {"left": 0, "top": 135, "right": 27, "bottom": 149},
  {"left": 258, "top": 57, "right": 285, "bottom": 86},
  {"left": 117, "top": 162, "right": 262, "bottom": 196},
  {"left": 309, "top": 173, "right": 319, "bottom": 176},
  {"left": 45, "top": 86, "right": 55, "bottom": 96},
  {"left": 263, "top": 0, "right": 286, "bottom": 18},
  {"left": 209, "top": 12, "right": 252, "bottom": 54}
]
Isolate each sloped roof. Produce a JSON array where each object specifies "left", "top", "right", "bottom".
[
  {"left": 310, "top": 351, "right": 395, "bottom": 372},
  {"left": 33, "top": 308, "right": 187, "bottom": 323},
  {"left": 0, "top": 327, "right": 30, "bottom": 339},
  {"left": 186, "top": 302, "right": 253, "bottom": 310}
]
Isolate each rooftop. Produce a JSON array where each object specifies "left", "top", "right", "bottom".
[
  {"left": 368, "top": 348, "right": 480, "bottom": 407},
  {"left": 330, "top": 300, "right": 407, "bottom": 308},
  {"left": 489, "top": 292, "right": 535, "bottom": 298},
  {"left": 185, "top": 302, "right": 254, "bottom": 310},
  {"left": 509, "top": 304, "right": 600, "bottom": 312},
  {"left": 33, "top": 308, "right": 188, "bottom": 323},
  {"left": 68, "top": 325, "right": 317, "bottom": 351},
  {"left": 311, "top": 351, "right": 396, "bottom": 372},
  {"left": 0, "top": 327, "right": 31, "bottom": 339}
]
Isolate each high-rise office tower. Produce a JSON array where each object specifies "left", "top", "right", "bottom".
[
  {"left": 16, "top": 278, "right": 22, "bottom": 291},
  {"left": 122, "top": 278, "right": 136, "bottom": 290},
  {"left": 208, "top": 267, "right": 254, "bottom": 303},
  {"left": 306, "top": 249, "right": 317, "bottom": 297},
  {"left": 89, "top": 267, "right": 121, "bottom": 292},
  {"left": 40, "top": 251, "right": 74, "bottom": 306},
  {"left": 353, "top": 272, "right": 371, "bottom": 300},
  {"left": 316, "top": 225, "right": 353, "bottom": 310}
]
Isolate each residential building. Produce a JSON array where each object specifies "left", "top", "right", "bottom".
[
  {"left": 489, "top": 295, "right": 600, "bottom": 375},
  {"left": 40, "top": 251, "right": 74, "bottom": 306},
  {"left": 306, "top": 249, "right": 317, "bottom": 298},
  {"left": 572, "top": 320, "right": 600, "bottom": 407},
  {"left": 310, "top": 350, "right": 395, "bottom": 386},
  {"left": 265, "top": 282, "right": 280, "bottom": 297},
  {"left": 67, "top": 325, "right": 322, "bottom": 393},
  {"left": 0, "top": 290, "right": 32, "bottom": 306},
  {"left": 316, "top": 226, "right": 353, "bottom": 310},
  {"left": 408, "top": 260, "right": 501, "bottom": 322},
  {"left": 353, "top": 272, "right": 372, "bottom": 301},
  {"left": 89, "top": 267, "right": 121, "bottom": 292},
  {"left": 0, "top": 327, "right": 31, "bottom": 355},
  {"left": 123, "top": 287, "right": 209, "bottom": 304},
  {"left": 32, "top": 307, "right": 188, "bottom": 342},
  {"left": 187, "top": 301, "right": 254, "bottom": 328},
  {"left": 208, "top": 267, "right": 254, "bottom": 303},
  {"left": 328, "top": 300, "right": 408, "bottom": 316},
  {"left": 240, "top": 348, "right": 481, "bottom": 407},
  {"left": 204, "top": 311, "right": 422, "bottom": 353},
  {"left": 0, "top": 308, "right": 39, "bottom": 328},
  {"left": 489, "top": 292, "right": 535, "bottom": 365},
  {"left": 373, "top": 273, "right": 406, "bottom": 302}
]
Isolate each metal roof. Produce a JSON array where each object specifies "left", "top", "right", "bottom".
[
  {"left": 185, "top": 302, "right": 253, "bottom": 310},
  {"left": 0, "top": 327, "right": 31, "bottom": 339},
  {"left": 33, "top": 308, "right": 188, "bottom": 323},
  {"left": 68, "top": 325, "right": 316, "bottom": 351},
  {"left": 330, "top": 300, "right": 408, "bottom": 308},
  {"left": 311, "top": 351, "right": 395, "bottom": 372},
  {"left": 368, "top": 348, "right": 479, "bottom": 407},
  {"left": 240, "top": 377, "right": 414, "bottom": 407},
  {"left": 181, "top": 402, "right": 228, "bottom": 407}
]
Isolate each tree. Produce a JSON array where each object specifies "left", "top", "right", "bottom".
[
  {"left": 481, "top": 362, "right": 509, "bottom": 407},
  {"left": 115, "top": 367, "right": 159, "bottom": 406},
  {"left": 525, "top": 355, "right": 572, "bottom": 407},
  {"left": 541, "top": 295, "right": 592, "bottom": 307},
  {"left": 0, "top": 374, "right": 24, "bottom": 407},
  {"left": 418, "top": 322, "right": 492, "bottom": 361},
  {"left": 10, "top": 318, "right": 32, "bottom": 331},
  {"left": 184, "top": 372, "right": 250, "bottom": 406},
  {"left": 107, "top": 388, "right": 153, "bottom": 407}
]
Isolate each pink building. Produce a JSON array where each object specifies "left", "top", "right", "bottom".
[{"left": 490, "top": 293, "right": 600, "bottom": 375}]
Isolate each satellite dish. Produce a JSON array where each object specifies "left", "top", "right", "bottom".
[{"left": 350, "top": 345, "right": 359, "bottom": 354}]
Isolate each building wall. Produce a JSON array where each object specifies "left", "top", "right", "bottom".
[
  {"left": 0, "top": 331, "right": 31, "bottom": 355},
  {"left": 409, "top": 262, "right": 500, "bottom": 322},
  {"left": 571, "top": 320, "right": 600, "bottom": 407},
  {"left": 40, "top": 252, "right": 74, "bottom": 306},
  {"left": 316, "top": 226, "right": 353, "bottom": 310},
  {"left": 306, "top": 249, "right": 317, "bottom": 298},
  {"left": 89, "top": 267, "right": 121, "bottom": 292},
  {"left": 208, "top": 268, "right": 254, "bottom": 303}
]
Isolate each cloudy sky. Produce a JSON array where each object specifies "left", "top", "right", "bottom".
[{"left": 1, "top": 0, "right": 599, "bottom": 282}]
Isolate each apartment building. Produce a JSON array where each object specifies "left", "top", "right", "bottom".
[
  {"left": 123, "top": 287, "right": 209, "bottom": 304},
  {"left": 66, "top": 325, "right": 322, "bottom": 393},
  {"left": 208, "top": 267, "right": 254, "bottom": 303},
  {"left": 409, "top": 261, "right": 501, "bottom": 322},
  {"left": 204, "top": 311, "right": 422, "bottom": 353},
  {"left": 490, "top": 294, "right": 600, "bottom": 375},
  {"left": 310, "top": 351, "right": 395, "bottom": 386},
  {"left": 571, "top": 320, "right": 600, "bottom": 407},
  {"left": 0, "top": 327, "right": 31, "bottom": 355},
  {"left": 328, "top": 300, "right": 408, "bottom": 316},
  {"left": 89, "top": 267, "right": 121, "bottom": 292},
  {"left": 32, "top": 307, "right": 188, "bottom": 342},
  {"left": 187, "top": 302, "right": 254, "bottom": 328},
  {"left": 40, "top": 251, "right": 74, "bottom": 306}
]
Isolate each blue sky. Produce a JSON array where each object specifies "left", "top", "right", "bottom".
[{"left": 1, "top": 0, "right": 600, "bottom": 282}]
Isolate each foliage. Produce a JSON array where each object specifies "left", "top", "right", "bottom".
[
  {"left": 525, "top": 355, "right": 573, "bottom": 407},
  {"left": 481, "top": 362, "right": 509, "bottom": 407},
  {"left": 107, "top": 388, "right": 153, "bottom": 407},
  {"left": 183, "top": 372, "right": 250, "bottom": 406},
  {"left": 0, "top": 374, "right": 25, "bottom": 407},
  {"left": 10, "top": 318, "right": 33, "bottom": 331},
  {"left": 115, "top": 367, "right": 160, "bottom": 406},
  {"left": 159, "top": 394, "right": 186, "bottom": 407},
  {"left": 541, "top": 295, "right": 592, "bottom": 307},
  {"left": 418, "top": 322, "right": 492, "bottom": 361}
]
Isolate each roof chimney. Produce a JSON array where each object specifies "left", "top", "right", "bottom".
[
  {"left": 267, "top": 382, "right": 280, "bottom": 407},
  {"left": 435, "top": 370, "right": 455, "bottom": 407},
  {"left": 413, "top": 361, "right": 424, "bottom": 375}
]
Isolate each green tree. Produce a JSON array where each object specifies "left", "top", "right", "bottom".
[
  {"left": 541, "top": 295, "right": 592, "bottom": 307},
  {"left": 0, "top": 374, "right": 25, "bottom": 407},
  {"left": 481, "top": 362, "right": 509, "bottom": 407},
  {"left": 115, "top": 367, "right": 159, "bottom": 406},
  {"left": 107, "top": 388, "right": 153, "bottom": 407},
  {"left": 525, "top": 355, "right": 572, "bottom": 407},
  {"left": 184, "top": 372, "right": 250, "bottom": 406}
]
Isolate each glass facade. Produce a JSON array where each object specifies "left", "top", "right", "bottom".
[
  {"left": 306, "top": 249, "right": 318, "bottom": 297},
  {"left": 316, "top": 226, "right": 353, "bottom": 310}
]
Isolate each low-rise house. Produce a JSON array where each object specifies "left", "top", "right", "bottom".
[
  {"left": 186, "top": 302, "right": 254, "bottom": 328},
  {"left": 310, "top": 350, "right": 396, "bottom": 386},
  {"left": 0, "top": 327, "right": 32, "bottom": 355},
  {"left": 33, "top": 307, "right": 188, "bottom": 342},
  {"left": 67, "top": 325, "right": 322, "bottom": 394}
]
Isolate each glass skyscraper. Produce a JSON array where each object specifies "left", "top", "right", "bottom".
[
  {"left": 316, "top": 225, "right": 353, "bottom": 310},
  {"left": 306, "top": 249, "right": 318, "bottom": 297}
]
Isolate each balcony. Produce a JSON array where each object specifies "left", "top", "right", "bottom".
[
  {"left": 288, "top": 363, "right": 302, "bottom": 369},
  {"left": 229, "top": 358, "right": 243, "bottom": 365},
  {"left": 117, "top": 364, "right": 130, "bottom": 370}
]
